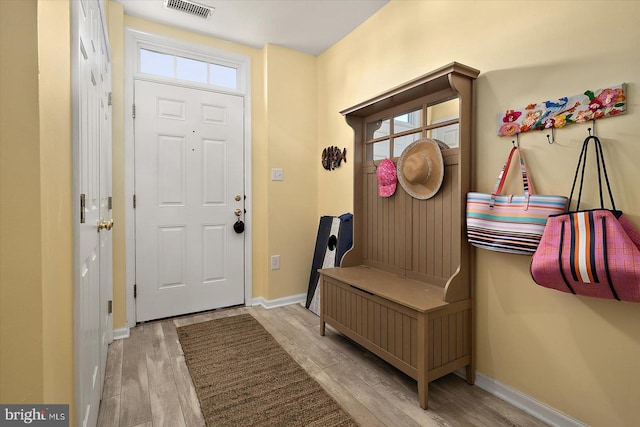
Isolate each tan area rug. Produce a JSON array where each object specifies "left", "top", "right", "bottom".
[{"left": 177, "top": 313, "right": 358, "bottom": 426}]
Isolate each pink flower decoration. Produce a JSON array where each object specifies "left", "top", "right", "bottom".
[
  {"left": 596, "top": 88, "right": 618, "bottom": 107},
  {"left": 499, "top": 122, "right": 520, "bottom": 136}
]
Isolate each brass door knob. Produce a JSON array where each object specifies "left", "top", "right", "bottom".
[
  {"left": 234, "top": 209, "right": 242, "bottom": 217},
  {"left": 98, "top": 219, "right": 114, "bottom": 232}
]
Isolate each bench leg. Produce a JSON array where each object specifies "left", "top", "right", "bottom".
[
  {"left": 418, "top": 379, "right": 429, "bottom": 409},
  {"left": 466, "top": 363, "right": 475, "bottom": 385},
  {"left": 417, "top": 312, "right": 429, "bottom": 409},
  {"left": 320, "top": 319, "right": 325, "bottom": 336}
]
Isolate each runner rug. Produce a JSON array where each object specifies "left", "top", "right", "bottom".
[{"left": 177, "top": 313, "right": 358, "bottom": 426}]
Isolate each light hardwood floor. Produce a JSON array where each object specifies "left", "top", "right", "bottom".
[{"left": 97, "top": 304, "right": 547, "bottom": 427}]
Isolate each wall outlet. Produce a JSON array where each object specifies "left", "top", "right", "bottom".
[
  {"left": 271, "top": 255, "right": 280, "bottom": 270},
  {"left": 271, "top": 168, "right": 283, "bottom": 181}
]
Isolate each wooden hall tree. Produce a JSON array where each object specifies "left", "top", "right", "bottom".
[{"left": 319, "top": 62, "right": 480, "bottom": 409}]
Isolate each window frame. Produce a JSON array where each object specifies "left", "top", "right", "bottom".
[
  {"left": 364, "top": 95, "right": 460, "bottom": 163},
  {"left": 131, "top": 34, "right": 248, "bottom": 96}
]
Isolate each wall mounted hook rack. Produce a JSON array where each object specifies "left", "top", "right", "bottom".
[{"left": 497, "top": 83, "right": 626, "bottom": 140}]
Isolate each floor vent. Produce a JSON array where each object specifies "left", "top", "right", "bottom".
[{"left": 163, "top": 0, "right": 213, "bottom": 19}]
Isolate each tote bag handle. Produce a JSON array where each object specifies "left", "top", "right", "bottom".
[
  {"left": 490, "top": 146, "right": 535, "bottom": 209},
  {"left": 568, "top": 135, "right": 616, "bottom": 212}
]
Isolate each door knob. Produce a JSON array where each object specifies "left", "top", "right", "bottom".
[
  {"left": 98, "top": 219, "right": 114, "bottom": 232},
  {"left": 234, "top": 209, "right": 242, "bottom": 217}
]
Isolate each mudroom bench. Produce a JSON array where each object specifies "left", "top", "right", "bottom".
[
  {"left": 319, "top": 265, "right": 472, "bottom": 409},
  {"left": 318, "top": 63, "right": 479, "bottom": 409}
]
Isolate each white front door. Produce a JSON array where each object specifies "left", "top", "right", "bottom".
[
  {"left": 134, "top": 80, "right": 245, "bottom": 322},
  {"left": 72, "top": 1, "right": 112, "bottom": 426}
]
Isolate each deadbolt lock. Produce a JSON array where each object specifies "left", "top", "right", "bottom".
[
  {"left": 235, "top": 194, "right": 242, "bottom": 201},
  {"left": 234, "top": 209, "right": 242, "bottom": 216}
]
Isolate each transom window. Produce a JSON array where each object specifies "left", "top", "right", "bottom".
[
  {"left": 365, "top": 98, "right": 460, "bottom": 161},
  {"left": 139, "top": 48, "right": 238, "bottom": 90}
]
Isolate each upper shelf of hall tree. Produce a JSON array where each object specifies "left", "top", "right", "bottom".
[{"left": 340, "top": 62, "right": 480, "bottom": 118}]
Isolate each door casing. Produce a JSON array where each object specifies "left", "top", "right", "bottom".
[{"left": 123, "top": 29, "right": 252, "bottom": 329}]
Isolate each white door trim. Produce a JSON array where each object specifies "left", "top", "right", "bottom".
[{"left": 124, "top": 29, "right": 252, "bottom": 328}]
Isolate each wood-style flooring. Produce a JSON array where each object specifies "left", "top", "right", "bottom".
[{"left": 97, "top": 304, "right": 547, "bottom": 427}]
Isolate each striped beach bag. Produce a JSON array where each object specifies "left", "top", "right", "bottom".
[
  {"left": 466, "top": 146, "right": 568, "bottom": 255},
  {"left": 531, "top": 136, "right": 640, "bottom": 302}
]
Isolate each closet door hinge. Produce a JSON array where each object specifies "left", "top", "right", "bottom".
[
  {"left": 108, "top": 300, "right": 113, "bottom": 314},
  {"left": 80, "top": 193, "right": 86, "bottom": 223},
  {"left": 108, "top": 196, "right": 113, "bottom": 210},
  {"left": 108, "top": 92, "right": 112, "bottom": 106},
  {"left": 132, "top": 104, "right": 136, "bottom": 118},
  {"left": 134, "top": 284, "right": 137, "bottom": 298},
  {"left": 133, "top": 194, "right": 136, "bottom": 209}
]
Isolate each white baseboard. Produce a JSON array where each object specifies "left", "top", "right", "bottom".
[
  {"left": 113, "top": 327, "right": 130, "bottom": 340},
  {"left": 251, "top": 293, "right": 306, "bottom": 309},
  {"left": 455, "top": 370, "right": 587, "bottom": 427}
]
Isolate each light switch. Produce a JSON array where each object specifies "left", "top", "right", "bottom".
[
  {"left": 271, "top": 168, "right": 283, "bottom": 181},
  {"left": 271, "top": 255, "right": 280, "bottom": 270}
]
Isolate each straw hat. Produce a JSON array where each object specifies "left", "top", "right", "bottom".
[{"left": 397, "top": 138, "right": 445, "bottom": 199}]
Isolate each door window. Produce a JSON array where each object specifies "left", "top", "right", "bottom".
[{"left": 139, "top": 48, "right": 238, "bottom": 90}]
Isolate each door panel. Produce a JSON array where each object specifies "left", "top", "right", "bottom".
[
  {"left": 135, "top": 80, "right": 245, "bottom": 322},
  {"left": 73, "top": 1, "right": 111, "bottom": 426},
  {"left": 203, "top": 140, "right": 226, "bottom": 204},
  {"left": 158, "top": 226, "right": 187, "bottom": 288},
  {"left": 158, "top": 135, "right": 186, "bottom": 205}
]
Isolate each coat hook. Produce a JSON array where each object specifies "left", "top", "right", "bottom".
[
  {"left": 546, "top": 128, "right": 555, "bottom": 144},
  {"left": 511, "top": 133, "right": 520, "bottom": 148},
  {"left": 587, "top": 119, "right": 596, "bottom": 137}
]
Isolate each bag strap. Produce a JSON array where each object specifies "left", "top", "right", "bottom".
[
  {"left": 490, "top": 146, "right": 534, "bottom": 209},
  {"left": 568, "top": 136, "right": 616, "bottom": 211}
]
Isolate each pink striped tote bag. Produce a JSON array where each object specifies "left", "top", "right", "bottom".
[
  {"left": 466, "top": 146, "right": 568, "bottom": 255},
  {"left": 531, "top": 136, "right": 640, "bottom": 302}
]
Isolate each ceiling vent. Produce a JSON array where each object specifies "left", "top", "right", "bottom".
[{"left": 163, "top": 0, "right": 214, "bottom": 19}]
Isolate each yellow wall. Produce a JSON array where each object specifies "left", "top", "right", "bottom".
[
  {"left": 38, "top": 0, "right": 74, "bottom": 408},
  {"left": 317, "top": 1, "right": 640, "bottom": 425},
  {"left": 0, "top": 0, "right": 45, "bottom": 403},
  {"left": 0, "top": 0, "right": 74, "bottom": 418},
  {"left": 108, "top": 0, "right": 128, "bottom": 334},
  {"left": 264, "top": 44, "right": 318, "bottom": 300}
]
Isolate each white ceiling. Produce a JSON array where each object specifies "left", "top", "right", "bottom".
[{"left": 115, "top": 0, "right": 389, "bottom": 56}]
